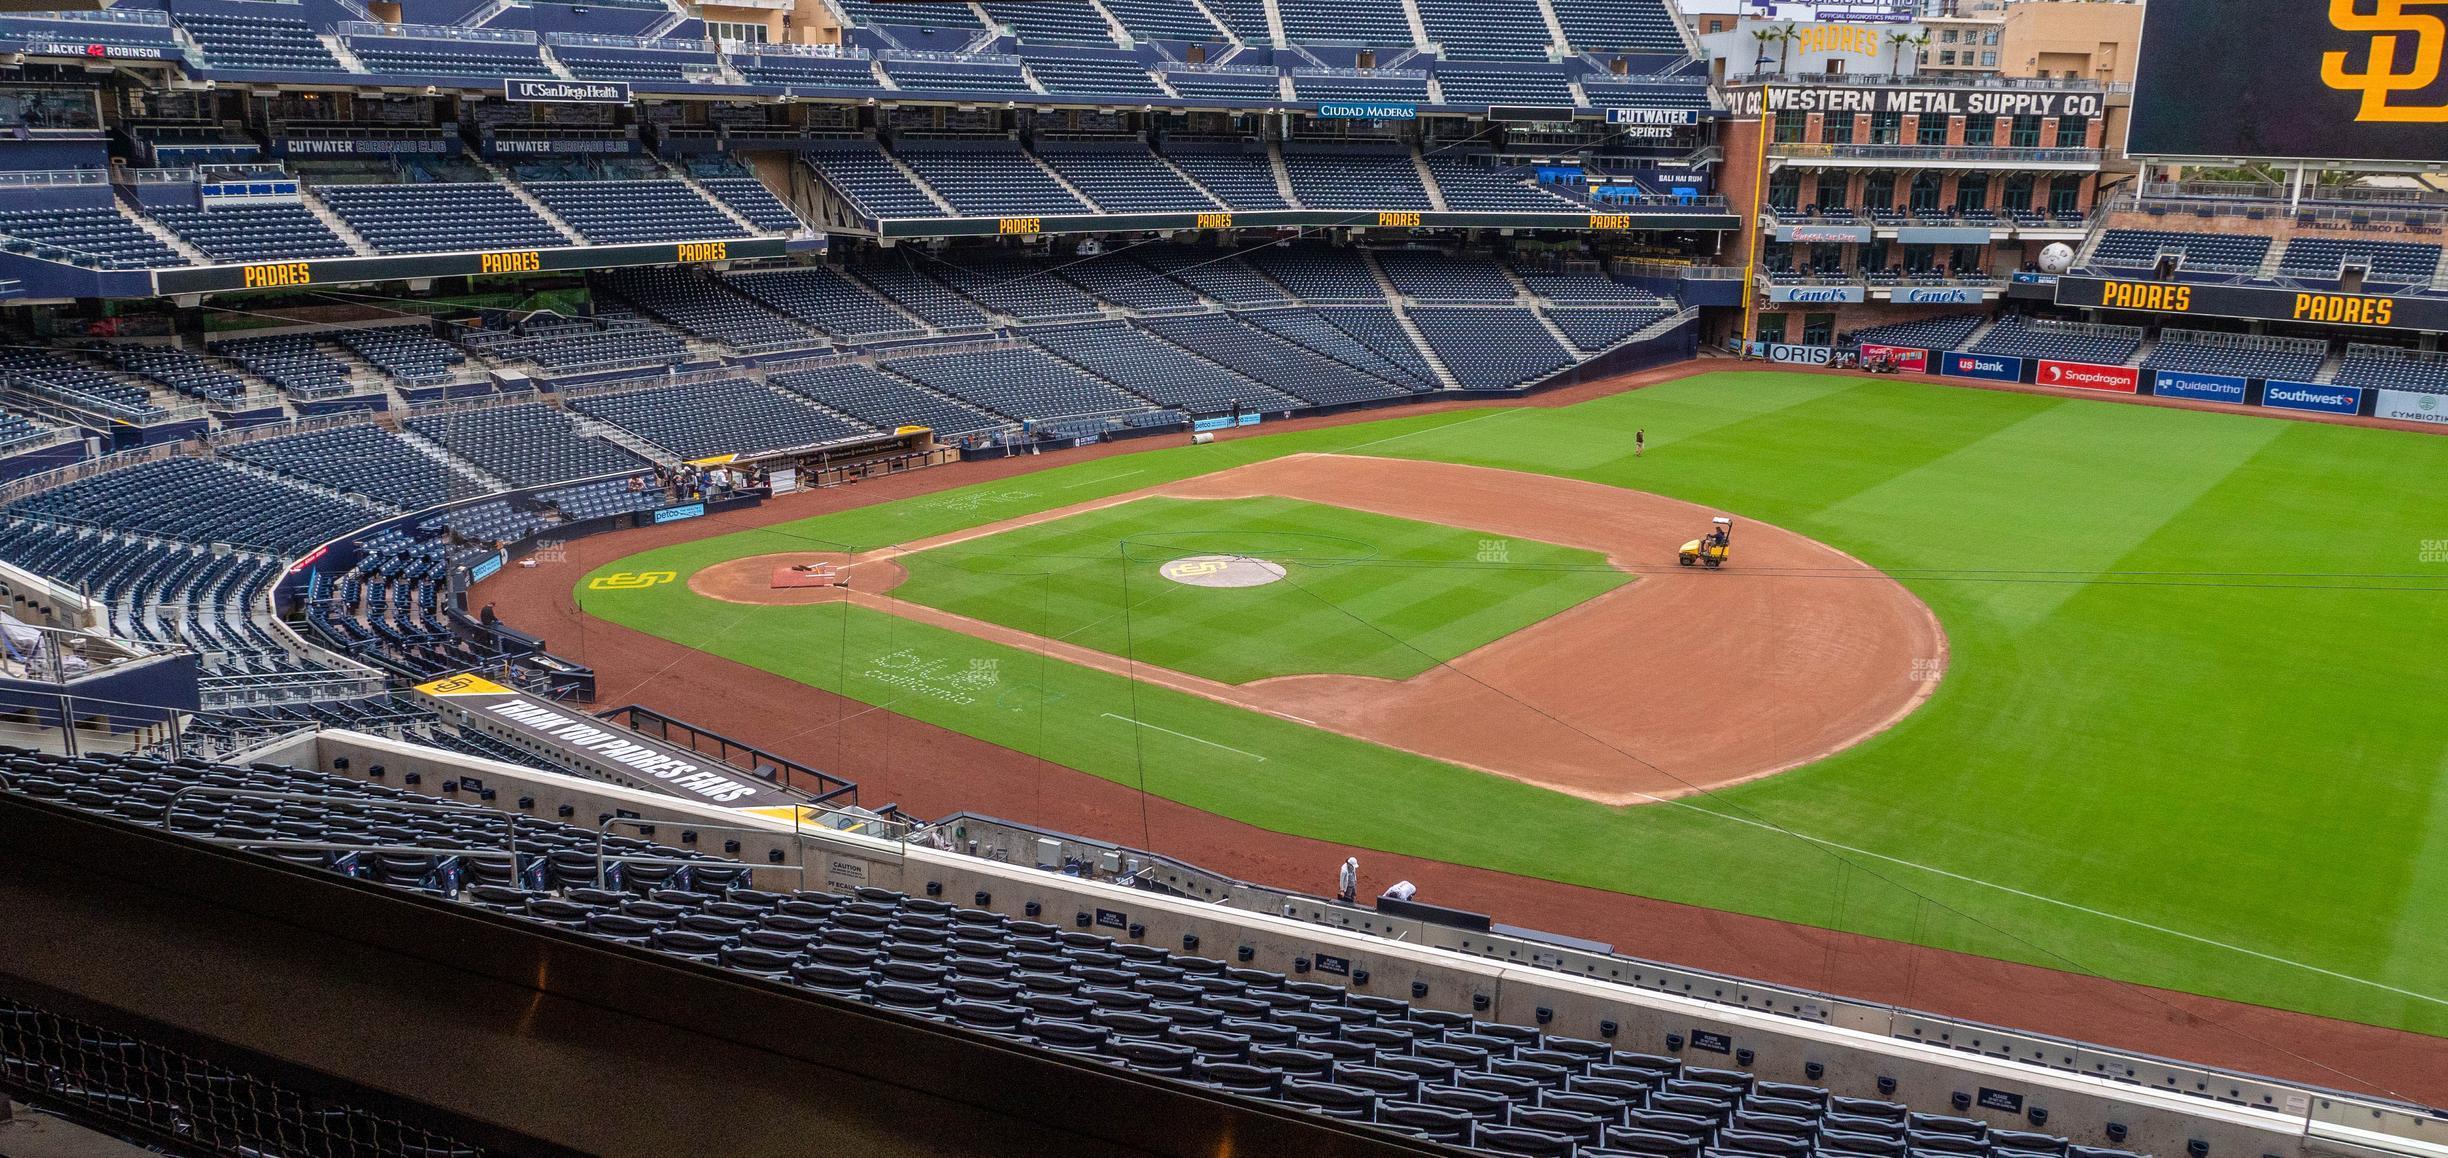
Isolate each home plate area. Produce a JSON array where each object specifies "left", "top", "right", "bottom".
[{"left": 1159, "top": 554, "right": 1288, "bottom": 588}]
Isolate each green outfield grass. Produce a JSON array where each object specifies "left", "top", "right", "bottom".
[
  {"left": 581, "top": 374, "right": 2448, "bottom": 1039},
  {"left": 885, "top": 496, "right": 1628, "bottom": 684}
]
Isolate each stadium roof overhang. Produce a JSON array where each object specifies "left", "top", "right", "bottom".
[{"left": 849, "top": 208, "right": 1741, "bottom": 241}]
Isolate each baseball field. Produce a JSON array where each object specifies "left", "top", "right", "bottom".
[{"left": 576, "top": 370, "right": 2448, "bottom": 1041}]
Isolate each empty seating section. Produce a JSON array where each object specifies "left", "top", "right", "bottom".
[
  {"left": 552, "top": 45, "right": 716, "bottom": 82},
  {"left": 0, "top": 14, "right": 176, "bottom": 57},
  {"left": 885, "top": 61, "right": 1036, "bottom": 95},
  {"left": 1409, "top": 308, "right": 1575, "bottom": 388},
  {"left": 1841, "top": 315, "right": 1984, "bottom": 352},
  {"left": 0, "top": 407, "right": 53, "bottom": 452},
  {"left": 211, "top": 334, "right": 351, "bottom": 396},
  {"left": 1160, "top": 70, "right": 1284, "bottom": 103},
  {"left": 1201, "top": 0, "right": 1270, "bottom": 41},
  {"left": 99, "top": 344, "right": 251, "bottom": 405},
  {"left": 694, "top": 174, "right": 804, "bottom": 232},
  {"left": 1034, "top": 144, "right": 1220, "bottom": 211},
  {"left": 2086, "top": 229, "right": 2270, "bottom": 273},
  {"left": 1434, "top": 70, "right": 1577, "bottom": 107},
  {"left": 806, "top": 140, "right": 945, "bottom": 220},
  {"left": 0, "top": 520, "right": 329, "bottom": 684},
  {"left": 0, "top": 204, "right": 183, "bottom": 269},
  {"left": 1282, "top": 150, "right": 1429, "bottom": 210},
  {"left": 526, "top": 179, "right": 747, "bottom": 243},
  {"left": 1139, "top": 314, "right": 1411, "bottom": 405},
  {"left": 1971, "top": 316, "right": 2141, "bottom": 365},
  {"left": 886, "top": 346, "right": 1155, "bottom": 422},
  {"left": 1546, "top": 307, "right": 1671, "bottom": 351},
  {"left": 538, "top": 477, "right": 672, "bottom": 520},
  {"left": 1133, "top": 245, "right": 1289, "bottom": 305},
  {"left": 770, "top": 364, "right": 1003, "bottom": 437},
  {"left": 849, "top": 256, "right": 996, "bottom": 329},
  {"left": 1099, "top": 0, "right": 1226, "bottom": 43},
  {"left": 406, "top": 401, "right": 650, "bottom": 486},
  {"left": 9, "top": 741, "right": 2137, "bottom": 1158},
  {"left": 1029, "top": 321, "right": 1300, "bottom": 414},
  {"left": 568, "top": 377, "right": 871, "bottom": 458},
  {"left": 1238, "top": 309, "right": 1430, "bottom": 390},
  {"left": 1517, "top": 268, "right": 1653, "bottom": 303},
  {"left": 916, "top": 252, "right": 1104, "bottom": 322},
  {"left": 1314, "top": 307, "right": 1442, "bottom": 387},
  {"left": 1245, "top": 245, "right": 1385, "bottom": 303},
  {"left": 1027, "top": 57, "right": 1166, "bottom": 98},
  {"left": 315, "top": 182, "right": 568, "bottom": 254},
  {"left": 1378, "top": 250, "right": 1519, "bottom": 302},
  {"left": 178, "top": 13, "right": 349, "bottom": 72},
  {"left": 735, "top": 52, "right": 882, "bottom": 90},
  {"left": 724, "top": 266, "right": 925, "bottom": 342},
  {"left": 145, "top": 202, "right": 353, "bottom": 262},
  {"left": 1550, "top": 0, "right": 1686, "bottom": 52},
  {"left": 726, "top": 267, "right": 925, "bottom": 340},
  {"left": 220, "top": 424, "right": 478, "bottom": 510},
  {"left": 2276, "top": 237, "right": 2443, "bottom": 284},
  {"left": 0, "top": 349, "right": 163, "bottom": 419},
  {"left": 476, "top": 318, "right": 689, "bottom": 373},
  {"left": 8, "top": 457, "right": 370, "bottom": 554},
  {"left": 336, "top": 327, "right": 465, "bottom": 388},
  {"left": 896, "top": 140, "right": 1090, "bottom": 216},
  {"left": 1290, "top": 73, "right": 1430, "bottom": 102},
  {"left": 1415, "top": 0, "right": 1554, "bottom": 60},
  {"left": 1161, "top": 149, "right": 1288, "bottom": 208},
  {"left": 2142, "top": 337, "right": 2325, "bottom": 383},
  {"left": 1058, "top": 256, "right": 1205, "bottom": 311},
  {"left": 981, "top": 2, "right": 1118, "bottom": 46},
  {"left": 1428, "top": 158, "right": 1587, "bottom": 211},
  {"left": 347, "top": 33, "right": 548, "bottom": 80},
  {"left": 834, "top": 0, "right": 985, "bottom": 30},
  {"left": 595, "top": 268, "right": 818, "bottom": 351},
  {"left": 2335, "top": 346, "right": 2448, "bottom": 391},
  {"left": 1275, "top": 0, "right": 1413, "bottom": 46}
]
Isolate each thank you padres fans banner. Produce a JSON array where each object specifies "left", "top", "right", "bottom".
[{"left": 2130, "top": 0, "right": 2448, "bottom": 162}]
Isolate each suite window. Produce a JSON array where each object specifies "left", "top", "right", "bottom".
[
  {"left": 2056, "top": 116, "right": 2089, "bottom": 148},
  {"left": 2010, "top": 114, "right": 2043, "bottom": 147},
  {"left": 1963, "top": 115, "right": 1994, "bottom": 145},
  {"left": 1869, "top": 111, "right": 1903, "bottom": 145},
  {"left": 1773, "top": 109, "right": 1808, "bottom": 143},
  {"left": 1918, "top": 116, "right": 1949, "bottom": 145}
]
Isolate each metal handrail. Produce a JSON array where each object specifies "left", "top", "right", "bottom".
[
  {"left": 337, "top": 20, "right": 537, "bottom": 44},
  {"left": 1774, "top": 142, "right": 2103, "bottom": 164},
  {"left": 1726, "top": 70, "right": 2100, "bottom": 92}
]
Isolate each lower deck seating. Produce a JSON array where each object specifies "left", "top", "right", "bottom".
[
  {"left": 315, "top": 182, "right": 568, "bottom": 254},
  {"left": 1970, "top": 316, "right": 2141, "bottom": 365},
  {"left": 219, "top": 423, "right": 479, "bottom": 511},
  {"left": 1028, "top": 321, "right": 1302, "bottom": 415},
  {"left": 566, "top": 377, "right": 872, "bottom": 458},
  {"left": 1137, "top": 314, "right": 1412, "bottom": 406},
  {"left": 1408, "top": 308, "right": 1574, "bottom": 389},
  {"left": 1840, "top": 315, "right": 1985, "bottom": 353},
  {"left": 881, "top": 346, "right": 1157, "bottom": 422},
  {"left": 0, "top": 204, "right": 185, "bottom": 269},
  {"left": 769, "top": 364, "right": 1003, "bottom": 438},
  {"left": 404, "top": 401, "right": 651, "bottom": 487}
]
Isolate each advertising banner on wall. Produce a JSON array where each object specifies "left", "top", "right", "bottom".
[
  {"left": 2148, "top": 370, "right": 2249, "bottom": 405},
  {"left": 1775, "top": 223, "right": 1876, "bottom": 244},
  {"left": 1893, "top": 286, "right": 1986, "bottom": 305},
  {"left": 1761, "top": 343, "right": 1835, "bottom": 365},
  {"left": 2037, "top": 359, "right": 2139, "bottom": 393},
  {"left": 1858, "top": 344, "right": 1928, "bottom": 372},
  {"left": 1767, "top": 285, "right": 1867, "bottom": 304},
  {"left": 2261, "top": 380, "right": 2364, "bottom": 416},
  {"left": 1941, "top": 352, "right": 2022, "bottom": 382},
  {"left": 2374, "top": 388, "right": 2448, "bottom": 427}
]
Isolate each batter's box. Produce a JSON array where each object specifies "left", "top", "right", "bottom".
[{"left": 772, "top": 564, "right": 843, "bottom": 590}]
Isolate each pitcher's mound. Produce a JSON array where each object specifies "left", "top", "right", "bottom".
[
  {"left": 1161, "top": 554, "right": 1288, "bottom": 588},
  {"left": 689, "top": 552, "right": 908, "bottom": 605}
]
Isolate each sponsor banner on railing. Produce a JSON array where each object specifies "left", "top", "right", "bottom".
[
  {"left": 2374, "top": 388, "right": 2448, "bottom": 427},
  {"left": 1892, "top": 286, "right": 1986, "bottom": 305},
  {"left": 27, "top": 41, "right": 173, "bottom": 60},
  {"left": 1895, "top": 226, "right": 1994, "bottom": 246},
  {"left": 1941, "top": 352, "right": 2021, "bottom": 382},
  {"left": 2260, "top": 380, "right": 2362, "bottom": 416},
  {"left": 1766, "top": 284, "right": 1866, "bottom": 304},
  {"left": 1604, "top": 107, "right": 1700, "bottom": 126},
  {"left": 2148, "top": 369, "right": 2248, "bottom": 405},
  {"left": 1858, "top": 344, "right": 1928, "bottom": 372},
  {"left": 2037, "top": 359, "right": 2138, "bottom": 393},
  {"left": 1314, "top": 101, "right": 1416, "bottom": 120},
  {"left": 467, "top": 551, "right": 506, "bottom": 583},
  {"left": 649, "top": 502, "right": 707, "bottom": 524},
  {"left": 505, "top": 78, "right": 632, "bottom": 103},
  {"left": 1774, "top": 223, "right": 1874, "bottom": 244}
]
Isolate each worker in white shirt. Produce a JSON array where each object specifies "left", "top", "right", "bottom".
[
  {"left": 1382, "top": 880, "right": 1417, "bottom": 903},
  {"left": 1336, "top": 857, "right": 1358, "bottom": 903}
]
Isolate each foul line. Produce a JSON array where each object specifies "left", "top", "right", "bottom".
[
  {"left": 1066, "top": 469, "right": 1143, "bottom": 489},
  {"left": 1098, "top": 713, "right": 1267, "bottom": 761}
]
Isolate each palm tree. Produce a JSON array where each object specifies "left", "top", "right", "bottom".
[
  {"left": 1775, "top": 23, "right": 1801, "bottom": 74},
  {"left": 1888, "top": 29, "right": 1932, "bottom": 76},
  {"left": 1751, "top": 26, "right": 1780, "bottom": 74}
]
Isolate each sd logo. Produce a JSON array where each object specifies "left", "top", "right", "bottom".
[
  {"left": 588, "top": 570, "right": 678, "bottom": 590},
  {"left": 2322, "top": 0, "right": 2448, "bottom": 122}
]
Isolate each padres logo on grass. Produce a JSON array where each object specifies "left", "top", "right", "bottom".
[
  {"left": 1160, "top": 555, "right": 1287, "bottom": 588},
  {"left": 588, "top": 570, "right": 677, "bottom": 590}
]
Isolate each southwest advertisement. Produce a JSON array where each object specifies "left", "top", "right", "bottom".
[{"left": 2260, "top": 380, "right": 2364, "bottom": 416}]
